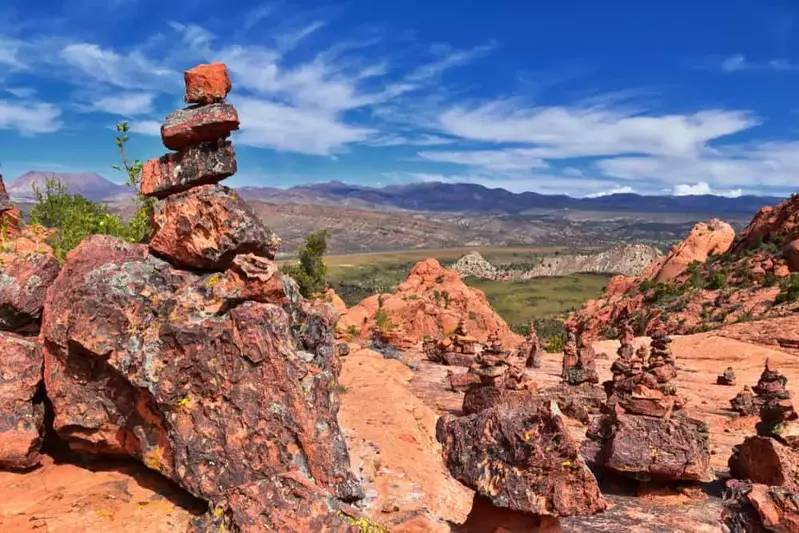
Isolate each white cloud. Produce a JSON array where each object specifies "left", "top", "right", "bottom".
[
  {"left": 91, "top": 92, "right": 155, "bottom": 116},
  {"left": 59, "top": 43, "right": 176, "bottom": 91},
  {"left": 672, "top": 182, "right": 742, "bottom": 198},
  {"left": 0, "top": 38, "right": 26, "bottom": 70},
  {"left": 5, "top": 87, "right": 36, "bottom": 98},
  {"left": 418, "top": 148, "right": 549, "bottom": 171},
  {"left": 128, "top": 119, "right": 162, "bottom": 136},
  {"left": 0, "top": 100, "right": 62, "bottom": 134},
  {"left": 234, "top": 96, "right": 374, "bottom": 155},
  {"left": 437, "top": 100, "right": 756, "bottom": 158},
  {"left": 368, "top": 134, "right": 456, "bottom": 147},
  {"left": 585, "top": 185, "right": 636, "bottom": 198},
  {"left": 721, "top": 54, "right": 799, "bottom": 72}
]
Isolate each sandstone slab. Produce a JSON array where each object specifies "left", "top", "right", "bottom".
[
  {"left": 141, "top": 140, "right": 236, "bottom": 199},
  {"left": 437, "top": 405, "right": 607, "bottom": 517},
  {"left": 149, "top": 185, "right": 279, "bottom": 270},
  {"left": 0, "top": 246, "right": 59, "bottom": 334},
  {"left": 0, "top": 331, "right": 44, "bottom": 470},
  {"left": 161, "top": 103, "right": 240, "bottom": 151},
  {"left": 184, "top": 63, "right": 231, "bottom": 104}
]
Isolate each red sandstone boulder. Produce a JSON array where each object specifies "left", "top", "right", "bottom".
[
  {"left": 161, "top": 103, "right": 239, "bottom": 151},
  {"left": 437, "top": 405, "right": 607, "bottom": 517},
  {"left": 0, "top": 332, "right": 44, "bottom": 470},
  {"left": 149, "top": 185, "right": 279, "bottom": 270},
  {"left": 0, "top": 175, "right": 12, "bottom": 212},
  {"left": 785, "top": 239, "right": 799, "bottom": 272},
  {"left": 734, "top": 195, "right": 799, "bottom": 254},
  {"left": 43, "top": 236, "right": 360, "bottom": 507},
  {"left": 729, "top": 436, "right": 799, "bottom": 492},
  {"left": 184, "top": 63, "right": 232, "bottom": 105},
  {"left": 0, "top": 243, "right": 59, "bottom": 334},
  {"left": 723, "top": 480, "right": 799, "bottom": 533},
  {"left": 582, "top": 412, "right": 712, "bottom": 482},
  {"left": 141, "top": 140, "right": 237, "bottom": 199},
  {"left": 654, "top": 219, "right": 735, "bottom": 282}
]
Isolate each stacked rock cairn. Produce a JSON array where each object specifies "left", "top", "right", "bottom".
[
  {"left": 142, "top": 63, "right": 279, "bottom": 269},
  {"left": 562, "top": 322, "right": 599, "bottom": 386},
  {"left": 522, "top": 321, "right": 542, "bottom": 369},
  {"left": 731, "top": 359, "right": 787, "bottom": 416}
]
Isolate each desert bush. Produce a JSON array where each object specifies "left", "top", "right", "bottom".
[
  {"left": 776, "top": 273, "right": 799, "bottom": 305},
  {"left": 112, "top": 122, "right": 154, "bottom": 243},
  {"left": 282, "top": 229, "right": 330, "bottom": 298}
]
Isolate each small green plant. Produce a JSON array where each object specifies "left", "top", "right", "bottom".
[
  {"left": 776, "top": 273, "right": 799, "bottom": 305},
  {"left": 112, "top": 122, "right": 155, "bottom": 243},
  {"left": 706, "top": 269, "right": 729, "bottom": 291},
  {"left": 442, "top": 290, "right": 450, "bottom": 309},
  {"left": 282, "top": 229, "right": 331, "bottom": 298},
  {"left": 374, "top": 309, "right": 392, "bottom": 330},
  {"left": 543, "top": 335, "right": 564, "bottom": 353}
]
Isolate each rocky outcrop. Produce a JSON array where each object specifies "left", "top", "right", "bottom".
[
  {"left": 40, "top": 63, "right": 362, "bottom": 531},
  {"left": 450, "top": 245, "right": 662, "bottom": 281},
  {"left": 722, "top": 480, "right": 799, "bottom": 532},
  {"left": 437, "top": 405, "right": 607, "bottom": 518},
  {"left": 651, "top": 219, "right": 735, "bottom": 282},
  {"left": 0, "top": 332, "right": 44, "bottom": 470},
  {"left": 339, "top": 258, "right": 522, "bottom": 346},
  {"left": 0, "top": 236, "right": 59, "bottom": 334}
]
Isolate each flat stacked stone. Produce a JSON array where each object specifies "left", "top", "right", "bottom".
[
  {"left": 582, "top": 329, "right": 711, "bottom": 482},
  {"left": 731, "top": 359, "right": 789, "bottom": 416},
  {"left": 561, "top": 323, "right": 579, "bottom": 378},
  {"left": 142, "top": 63, "right": 278, "bottom": 271},
  {"left": 462, "top": 351, "right": 536, "bottom": 415},
  {"left": 717, "top": 366, "right": 737, "bottom": 386}
]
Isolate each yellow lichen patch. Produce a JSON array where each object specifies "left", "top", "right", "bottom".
[
  {"left": 95, "top": 509, "right": 114, "bottom": 519},
  {"left": 206, "top": 273, "right": 222, "bottom": 288},
  {"left": 336, "top": 511, "right": 388, "bottom": 533},
  {"left": 177, "top": 395, "right": 192, "bottom": 408},
  {"left": 561, "top": 460, "right": 572, "bottom": 468},
  {"left": 143, "top": 446, "right": 166, "bottom": 474}
]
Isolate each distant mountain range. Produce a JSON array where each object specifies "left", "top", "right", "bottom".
[
  {"left": 6, "top": 172, "right": 783, "bottom": 217},
  {"left": 7, "top": 171, "right": 132, "bottom": 202}
]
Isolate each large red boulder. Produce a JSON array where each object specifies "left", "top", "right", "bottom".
[
  {"left": 140, "top": 140, "right": 237, "bottom": 199},
  {"left": 149, "top": 185, "right": 279, "bottom": 270},
  {"left": 161, "top": 103, "right": 239, "bottom": 151},
  {"left": 0, "top": 332, "right": 44, "bottom": 470},
  {"left": 42, "top": 236, "right": 360, "bottom": 507},
  {"left": 0, "top": 245, "right": 59, "bottom": 334},
  {"left": 436, "top": 405, "right": 607, "bottom": 517},
  {"left": 654, "top": 219, "right": 735, "bottom": 282},
  {"left": 184, "top": 63, "right": 232, "bottom": 105},
  {"left": 582, "top": 412, "right": 712, "bottom": 482},
  {"left": 729, "top": 436, "right": 799, "bottom": 492}
]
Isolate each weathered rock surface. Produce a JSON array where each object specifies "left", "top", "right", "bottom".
[
  {"left": 184, "top": 63, "right": 232, "bottom": 105},
  {"left": 437, "top": 405, "right": 607, "bottom": 517},
  {"left": 340, "top": 258, "right": 522, "bottom": 346},
  {"left": 0, "top": 242, "right": 59, "bottom": 334},
  {"left": 0, "top": 331, "right": 44, "bottom": 470},
  {"left": 729, "top": 436, "right": 799, "bottom": 492},
  {"left": 723, "top": 480, "right": 799, "bottom": 533},
  {"left": 651, "top": 219, "right": 735, "bottom": 282},
  {"left": 0, "top": 174, "right": 12, "bottom": 212},
  {"left": 141, "top": 140, "right": 237, "bottom": 199},
  {"left": 149, "top": 184, "right": 279, "bottom": 270},
  {"left": 161, "top": 103, "right": 240, "bottom": 151},
  {"left": 42, "top": 236, "right": 360, "bottom": 516},
  {"left": 582, "top": 412, "right": 712, "bottom": 482}
]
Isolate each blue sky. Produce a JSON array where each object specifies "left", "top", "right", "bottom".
[{"left": 1, "top": 0, "right": 798, "bottom": 197}]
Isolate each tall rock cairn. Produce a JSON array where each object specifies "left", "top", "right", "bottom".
[{"left": 142, "top": 63, "right": 279, "bottom": 270}]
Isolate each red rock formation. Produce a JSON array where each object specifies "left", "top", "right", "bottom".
[
  {"left": 340, "top": 258, "right": 522, "bottom": 346},
  {"left": 184, "top": 63, "right": 232, "bottom": 104},
  {"left": 437, "top": 405, "right": 607, "bottom": 517},
  {"left": 161, "top": 103, "right": 239, "bottom": 151},
  {"left": 723, "top": 480, "right": 799, "bottom": 533},
  {"left": 141, "top": 140, "right": 237, "bottom": 198},
  {"left": 149, "top": 185, "right": 279, "bottom": 269},
  {"left": 729, "top": 436, "right": 799, "bottom": 492},
  {"left": 733, "top": 194, "right": 799, "bottom": 254},
  {"left": 0, "top": 237, "right": 59, "bottom": 334},
  {"left": 653, "top": 219, "right": 735, "bottom": 282},
  {"left": 0, "top": 332, "right": 44, "bottom": 470}
]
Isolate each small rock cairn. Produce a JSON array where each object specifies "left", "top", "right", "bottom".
[
  {"left": 142, "top": 63, "right": 279, "bottom": 270},
  {"left": 717, "top": 366, "right": 737, "bottom": 386},
  {"left": 521, "top": 321, "right": 542, "bottom": 369},
  {"left": 562, "top": 322, "right": 599, "bottom": 386},
  {"left": 731, "top": 359, "right": 789, "bottom": 416}
]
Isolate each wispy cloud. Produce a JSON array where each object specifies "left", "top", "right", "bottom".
[
  {"left": 368, "top": 133, "right": 455, "bottom": 147},
  {"left": 721, "top": 53, "right": 799, "bottom": 72},
  {"left": 418, "top": 148, "right": 548, "bottom": 171},
  {"left": 0, "top": 100, "right": 62, "bottom": 134},
  {"left": 90, "top": 92, "right": 155, "bottom": 116},
  {"left": 59, "top": 43, "right": 177, "bottom": 91},
  {"left": 5, "top": 87, "right": 36, "bottom": 98}
]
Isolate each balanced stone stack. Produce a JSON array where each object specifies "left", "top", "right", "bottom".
[
  {"left": 561, "top": 322, "right": 579, "bottom": 378},
  {"left": 522, "top": 321, "right": 542, "bottom": 369},
  {"left": 727, "top": 361, "right": 799, "bottom": 526},
  {"left": 461, "top": 348, "right": 537, "bottom": 415},
  {"left": 142, "top": 63, "right": 279, "bottom": 269},
  {"left": 582, "top": 329, "right": 711, "bottom": 482},
  {"left": 731, "top": 359, "right": 788, "bottom": 416},
  {"left": 0, "top": 188, "right": 60, "bottom": 470},
  {"left": 717, "top": 366, "right": 737, "bottom": 386}
]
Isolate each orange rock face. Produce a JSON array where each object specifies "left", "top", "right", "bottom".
[
  {"left": 161, "top": 102, "right": 239, "bottom": 151},
  {"left": 184, "top": 63, "right": 232, "bottom": 104},
  {"left": 141, "top": 140, "right": 237, "bottom": 199},
  {"left": 339, "top": 258, "right": 522, "bottom": 346},
  {"left": 149, "top": 184, "right": 279, "bottom": 270},
  {"left": 654, "top": 219, "right": 735, "bottom": 282}
]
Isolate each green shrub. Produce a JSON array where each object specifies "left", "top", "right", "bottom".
[
  {"left": 543, "top": 335, "right": 564, "bottom": 353},
  {"left": 111, "top": 122, "right": 154, "bottom": 243},
  {"left": 282, "top": 230, "right": 330, "bottom": 298},
  {"left": 776, "top": 273, "right": 799, "bottom": 305},
  {"left": 706, "top": 269, "right": 728, "bottom": 290}
]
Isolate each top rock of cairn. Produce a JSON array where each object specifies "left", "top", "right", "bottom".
[{"left": 141, "top": 63, "right": 277, "bottom": 270}]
